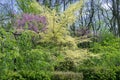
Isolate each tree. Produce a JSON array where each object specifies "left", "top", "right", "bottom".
[
  {"left": 0, "top": 1, "right": 15, "bottom": 30},
  {"left": 38, "top": 0, "right": 83, "bottom": 47}
]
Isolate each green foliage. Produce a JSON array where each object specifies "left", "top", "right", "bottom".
[
  {"left": 0, "top": 27, "right": 17, "bottom": 52},
  {"left": 0, "top": 27, "right": 54, "bottom": 79},
  {"left": 81, "top": 51, "right": 120, "bottom": 67},
  {"left": 114, "top": 67, "right": 120, "bottom": 80},
  {"left": 51, "top": 71, "right": 83, "bottom": 80},
  {"left": 82, "top": 57, "right": 101, "bottom": 67},
  {"left": 16, "top": 30, "right": 39, "bottom": 51},
  {"left": 19, "top": 70, "right": 51, "bottom": 80},
  {"left": 2, "top": 0, "right": 120, "bottom": 79},
  {"left": 89, "top": 32, "right": 120, "bottom": 53},
  {"left": 0, "top": 28, "right": 20, "bottom": 72},
  {"left": 79, "top": 67, "right": 116, "bottom": 80},
  {"left": 16, "top": 0, "right": 42, "bottom": 14},
  {"left": 1, "top": 70, "right": 24, "bottom": 80},
  {"left": 79, "top": 67, "right": 120, "bottom": 80},
  {"left": 55, "top": 57, "right": 77, "bottom": 71},
  {"left": 20, "top": 49, "right": 53, "bottom": 71},
  {"left": 0, "top": 70, "right": 51, "bottom": 80},
  {"left": 100, "top": 52, "right": 120, "bottom": 67},
  {"left": 77, "top": 41, "right": 93, "bottom": 48}
]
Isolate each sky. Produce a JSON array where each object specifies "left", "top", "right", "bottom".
[{"left": 101, "top": 3, "right": 112, "bottom": 10}]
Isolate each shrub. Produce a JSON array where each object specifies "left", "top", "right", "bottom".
[
  {"left": 89, "top": 41, "right": 120, "bottom": 53},
  {"left": 19, "top": 70, "right": 51, "bottom": 80},
  {"left": 82, "top": 57, "right": 101, "bottom": 67},
  {"left": 100, "top": 52, "right": 120, "bottom": 67},
  {"left": 55, "top": 57, "right": 77, "bottom": 71},
  {"left": 16, "top": 30, "right": 39, "bottom": 51},
  {"left": 0, "top": 27, "right": 21, "bottom": 72},
  {"left": 20, "top": 49, "right": 54, "bottom": 71},
  {"left": 89, "top": 32, "right": 120, "bottom": 53},
  {"left": 0, "top": 70, "right": 51, "bottom": 80},
  {"left": 0, "top": 27, "right": 17, "bottom": 53},
  {"left": 51, "top": 71, "right": 83, "bottom": 80},
  {"left": 79, "top": 67, "right": 116, "bottom": 80},
  {"left": 77, "top": 41, "right": 93, "bottom": 48},
  {"left": 81, "top": 50, "right": 120, "bottom": 67},
  {"left": 16, "top": 0, "right": 43, "bottom": 14},
  {"left": 114, "top": 67, "right": 120, "bottom": 80},
  {"left": 0, "top": 70, "right": 24, "bottom": 80}
]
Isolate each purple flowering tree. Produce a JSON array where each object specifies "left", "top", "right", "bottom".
[{"left": 16, "top": 13, "right": 47, "bottom": 33}]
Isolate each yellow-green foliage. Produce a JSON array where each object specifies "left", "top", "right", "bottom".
[
  {"left": 38, "top": 0, "right": 83, "bottom": 47},
  {"left": 51, "top": 71, "right": 83, "bottom": 80},
  {"left": 63, "top": 49, "right": 100, "bottom": 65},
  {"left": 29, "top": 0, "right": 44, "bottom": 14},
  {"left": 16, "top": 0, "right": 42, "bottom": 14}
]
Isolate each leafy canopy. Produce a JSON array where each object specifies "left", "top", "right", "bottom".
[{"left": 36, "top": 0, "right": 83, "bottom": 47}]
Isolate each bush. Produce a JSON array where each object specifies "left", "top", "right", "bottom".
[
  {"left": 55, "top": 57, "right": 77, "bottom": 71},
  {"left": 16, "top": 30, "right": 39, "bottom": 51},
  {"left": 51, "top": 71, "right": 83, "bottom": 80},
  {"left": 79, "top": 67, "right": 116, "bottom": 80},
  {"left": 0, "top": 27, "right": 17, "bottom": 53},
  {"left": 89, "top": 31, "right": 120, "bottom": 53},
  {"left": 114, "top": 67, "right": 120, "bottom": 80},
  {"left": 20, "top": 49, "right": 54, "bottom": 71},
  {"left": 0, "top": 70, "right": 51, "bottom": 80},
  {"left": 0, "top": 70, "right": 24, "bottom": 80},
  {"left": 0, "top": 28, "right": 21, "bottom": 72},
  {"left": 77, "top": 41, "right": 93, "bottom": 48},
  {"left": 100, "top": 52, "right": 120, "bottom": 67},
  {"left": 19, "top": 70, "right": 51, "bottom": 80},
  {"left": 89, "top": 36, "right": 120, "bottom": 53}
]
